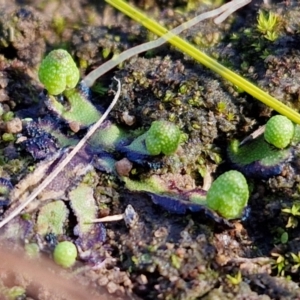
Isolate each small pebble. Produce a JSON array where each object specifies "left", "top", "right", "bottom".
[
  {"left": 122, "top": 111, "right": 136, "bottom": 126},
  {"left": 136, "top": 274, "right": 148, "bottom": 285},
  {"left": 154, "top": 227, "right": 168, "bottom": 238},
  {"left": 107, "top": 281, "right": 118, "bottom": 294},
  {"left": 115, "top": 158, "right": 133, "bottom": 177},
  {"left": 98, "top": 276, "right": 109, "bottom": 286},
  {"left": 6, "top": 117, "right": 22, "bottom": 133},
  {"left": 69, "top": 121, "right": 81, "bottom": 133},
  {"left": 124, "top": 204, "right": 138, "bottom": 228}
]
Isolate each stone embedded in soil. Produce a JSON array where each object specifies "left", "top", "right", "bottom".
[{"left": 5, "top": 118, "right": 22, "bottom": 134}]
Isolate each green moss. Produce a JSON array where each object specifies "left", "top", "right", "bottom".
[
  {"left": 257, "top": 10, "right": 280, "bottom": 41},
  {"left": 192, "top": 31, "right": 221, "bottom": 48},
  {"left": 216, "top": 101, "right": 227, "bottom": 114},
  {"left": 102, "top": 48, "right": 111, "bottom": 59},
  {"left": 52, "top": 16, "right": 66, "bottom": 37},
  {"left": 2, "top": 133, "right": 15, "bottom": 142},
  {"left": 0, "top": 158, "right": 24, "bottom": 177},
  {"left": 2, "top": 111, "right": 14, "bottom": 122},
  {"left": 4, "top": 286, "right": 26, "bottom": 300},
  {"left": 170, "top": 253, "right": 181, "bottom": 269}
]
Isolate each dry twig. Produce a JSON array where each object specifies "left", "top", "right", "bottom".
[{"left": 0, "top": 78, "right": 121, "bottom": 229}]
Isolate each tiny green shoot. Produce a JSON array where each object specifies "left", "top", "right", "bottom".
[
  {"left": 226, "top": 271, "right": 242, "bottom": 285},
  {"left": 282, "top": 202, "right": 300, "bottom": 228},
  {"left": 290, "top": 252, "right": 300, "bottom": 273},
  {"left": 257, "top": 11, "right": 278, "bottom": 33},
  {"left": 271, "top": 252, "right": 287, "bottom": 276},
  {"left": 105, "top": 0, "right": 300, "bottom": 125}
]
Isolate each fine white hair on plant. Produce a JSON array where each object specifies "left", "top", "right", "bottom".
[
  {"left": 0, "top": 0, "right": 253, "bottom": 228},
  {"left": 214, "top": 0, "right": 252, "bottom": 24},
  {"left": 83, "top": 0, "right": 251, "bottom": 88},
  {"left": 0, "top": 78, "right": 121, "bottom": 229}
]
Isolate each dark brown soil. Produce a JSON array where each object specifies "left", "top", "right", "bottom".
[{"left": 1, "top": 1, "right": 300, "bottom": 300}]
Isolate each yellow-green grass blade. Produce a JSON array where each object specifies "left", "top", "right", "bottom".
[{"left": 106, "top": 0, "right": 300, "bottom": 124}]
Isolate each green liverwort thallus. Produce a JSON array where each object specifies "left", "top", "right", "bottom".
[{"left": 38, "top": 49, "right": 80, "bottom": 95}]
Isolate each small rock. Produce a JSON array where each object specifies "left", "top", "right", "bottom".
[
  {"left": 6, "top": 117, "right": 22, "bottom": 133},
  {"left": 107, "top": 281, "right": 118, "bottom": 294},
  {"left": 124, "top": 204, "right": 138, "bottom": 228},
  {"left": 136, "top": 274, "right": 148, "bottom": 285},
  {"left": 154, "top": 227, "right": 168, "bottom": 238},
  {"left": 122, "top": 111, "right": 136, "bottom": 126},
  {"left": 115, "top": 158, "right": 133, "bottom": 177},
  {"left": 98, "top": 276, "right": 109, "bottom": 286},
  {"left": 69, "top": 121, "right": 81, "bottom": 133}
]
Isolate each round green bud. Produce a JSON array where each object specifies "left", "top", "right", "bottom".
[
  {"left": 53, "top": 241, "right": 77, "bottom": 268},
  {"left": 206, "top": 170, "right": 249, "bottom": 220},
  {"left": 2, "top": 111, "right": 14, "bottom": 122},
  {"left": 2, "top": 133, "right": 15, "bottom": 142},
  {"left": 38, "top": 49, "right": 80, "bottom": 95},
  {"left": 145, "top": 120, "right": 181, "bottom": 155},
  {"left": 264, "top": 115, "right": 294, "bottom": 149}
]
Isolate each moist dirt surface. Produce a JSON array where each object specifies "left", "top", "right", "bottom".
[{"left": 1, "top": 0, "right": 300, "bottom": 299}]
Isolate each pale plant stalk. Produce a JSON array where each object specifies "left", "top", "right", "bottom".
[
  {"left": 239, "top": 125, "right": 266, "bottom": 146},
  {"left": 83, "top": 0, "right": 251, "bottom": 87},
  {"left": 214, "top": 0, "right": 251, "bottom": 24},
  {"left": 89, "top": 215, "right": 124, "bottom": 223},
  {"left": 0, "top": 0, "right": 251, "bottom": 228},
  {"left": 0, "top": 78, "right": 121, "bottom": 229}
]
